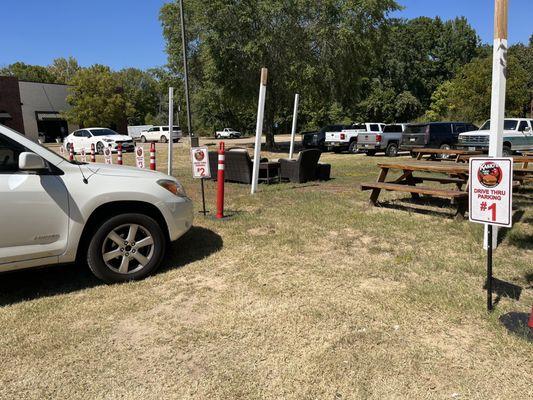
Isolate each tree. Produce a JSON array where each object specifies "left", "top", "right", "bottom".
[
  {"left": 117, "top": 68, "right": 160, "bottom": 125},
  {"left": 65, "top": 65, "right": 133, "bottom": 128},
  {"left": 47, "top": 57, "right": 81, "bottom": 84},
  {"left": 160, "top": 0, "right": 400, "bottom": 146},
  {"left": 425, "top": 54, "right": 530, "bottom": 122},
  {"left": 0, "top": 62, "right": 57, "bottom": 83}
]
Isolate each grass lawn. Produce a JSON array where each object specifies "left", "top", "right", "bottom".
[{"left": 1, "top": 141, "right": 532, "bottom": 399}]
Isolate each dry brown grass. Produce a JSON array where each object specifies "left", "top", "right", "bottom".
[{"left": 0, "top": 139, "right": 532, "bottom": 399}]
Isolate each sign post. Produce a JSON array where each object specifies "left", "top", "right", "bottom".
[
  {"left": 191, "top": 146, "right": 211, "bottom": 215},
  {"left": 485, "top": 0, "right": 509, "bottom": 250},
  {"left": 469, "top": 157, "right": 513, "bottom": 311},
  {"left": 168, "top": 86, "right": 174, "bottom": 176}
]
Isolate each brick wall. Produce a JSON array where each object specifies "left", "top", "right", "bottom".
[{"left": 0, "top": 76, "right": 25, "bottom": 133}]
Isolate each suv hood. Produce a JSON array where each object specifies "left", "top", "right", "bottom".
[
  {"left": 81, "top": 163, "right": 166, "bottom": 179},
  {"left": 460, "top": 129, "right": 515, "bottom": 137}
]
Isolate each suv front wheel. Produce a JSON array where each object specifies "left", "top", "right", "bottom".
[{"left": 87, "top": 213, "right": 166, "bottom": 283}]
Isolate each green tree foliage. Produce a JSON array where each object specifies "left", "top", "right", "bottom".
[
  {"left": 47, "top": 57, "right": 81, "bottom": 84},
  {"left": 117, "top": 68, "right": 161, "bottom": 125},
  {"left": 65, "top": 65, "right": 133, "bottom": 128},
  {"left": 0, "top": 62, "right": 57, "bottom": 83},
  {"left": 160, "top": 0, "right": 400, "bottom": 146},
  {"left": 426, "top": 53, "right": 530, "bottom": 122}
]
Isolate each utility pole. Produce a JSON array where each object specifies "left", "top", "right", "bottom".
[
  {"left": 289, "top": 94, "right": 300, "bottom": 159},
  {"left": 168, "top": 87, "right": 174, "bottom": 176},
  {"left": 485, "top": 0, "right": 508, "bottom": 249},
  {"left": 251, "top": 68, "right": 268, "bottom": 195},
  {"left": 179, "top": 0, "right": 197, "bottom": 147}
]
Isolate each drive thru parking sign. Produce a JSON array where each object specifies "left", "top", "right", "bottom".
[{"left": 469, "top": 158, "right": 513, "bottom": 227}]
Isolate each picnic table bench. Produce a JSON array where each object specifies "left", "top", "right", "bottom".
[
  {"left": 411, "top": 148, "right": 483, "bottom": 162},
  {"left": 360, "top": 160, "right": 470, "bottom": 220}
]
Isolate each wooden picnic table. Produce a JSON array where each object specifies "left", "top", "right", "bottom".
[
  {"left": 456, "top": 154, "right": 533, "bottom": 167},
  {"left": 411, "top": 148, "right": 483, "bottom": 162},
  {"left": 361, "top": 159, "right": 532, "bottom": 220}
]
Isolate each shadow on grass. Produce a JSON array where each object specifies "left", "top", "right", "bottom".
[
  {"left": 378, "top": 197, "right": 459, "bottom": 220},
  {"left": 0, "top": 227, "right": 222, "bottom": 307},
  {"left": 485, "top": 278, "right": 522, "bottom": 304},
  {"left": 499, "top": 312, "right": 533, "bottom": 343}
]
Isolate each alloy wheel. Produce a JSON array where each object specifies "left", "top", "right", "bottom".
[{"left": 101, "top": 223, "right": 155, "bottom": 274}]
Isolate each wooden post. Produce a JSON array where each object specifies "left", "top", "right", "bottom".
[
  {"left": 168, "top": 86, "right": 174, "bottom": 176},
  {"left": 251, "top": 68, "right": 268, "bottom": 194},
  {"left": 289, "top": 94, "right": 300, "bottom": 159},
  {"left": 485, "top": 0, "right": 508, "bottom": 250}
]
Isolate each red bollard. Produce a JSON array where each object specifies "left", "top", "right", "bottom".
[
  {"left": 117, "top": 143, "right": 123, "bottom": 165},
  {"left": 150, "top": 142, "right": 156, "bottom": 170},
  {"left": 69, "top": 144, "right": 74, "bottom": 161},
  {"left": 528, "top": 305, "right": 533, "bottom": 330},
  {"left": 216, "top": 142, "right": 225, "bottom": 219},
  {"left": 90, "top": 143, "right": 96, "bottom": 162}
]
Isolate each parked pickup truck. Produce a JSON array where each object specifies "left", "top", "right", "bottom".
[
  {"left": 215, "top": 128, "right": 242, "bottom": 139},
  {"left": 326, "top": 123, "right": 385, "bottom": 154},
  {"left": 457, "top": 118, "right": 533, "bottom": 156},
  {"left": 357, "top": 123, "right": 407, "bottom": 157}
]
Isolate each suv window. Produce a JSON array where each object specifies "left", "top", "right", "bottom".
[
  {"left": 150, "top": 127, "right": 159, "bottom": 132},
  {"left": 405, "top": 124, "right": 428, "bottom": 134},
  {"left": 369, "top": 124, "right": 380, "bottom": 132},
  {"left": 455, "top": 124, "right": 467, "bottom": 134},
  {"left": 518, "top": 121, "right": 528, "bottom": 131},
  {"left": 431, "top": 124, "right": 452, "bottom": 134},
  {"left": 0, "top": 134, "right": 27, "bottom": 173},
  {"left": 384, "top": 125, "right": 401, "bottom": 133}
]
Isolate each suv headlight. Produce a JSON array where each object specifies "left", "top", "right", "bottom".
[{"left": 157, "top": 179, "right": 187, "bottom": 197}]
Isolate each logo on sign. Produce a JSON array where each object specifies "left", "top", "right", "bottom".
[
  {"left": 477, "top": 162, "right": 502, "bottom": 188},
  {"left": 194, "top": 149, "right": 206, "bottom": 162}
]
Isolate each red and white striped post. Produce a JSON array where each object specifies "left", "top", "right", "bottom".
[
  {"left": 90, "top": 143, "right": 96, "bottom": 162},
  {"left": 117, "top": 143, "right": 123, "bottom": 165},
  {"left": 150, "top": 142, "right": 156, "bottom": 170},
  {"left": 69, "top": 145, "right": 74, "bottom": 161},
  {"left": 216, "top": 142, "right": 225, "bottom": 219}
]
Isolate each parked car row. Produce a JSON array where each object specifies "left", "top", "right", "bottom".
[{"left": 301, "top": 118, "right": 533, "bottom": 157}]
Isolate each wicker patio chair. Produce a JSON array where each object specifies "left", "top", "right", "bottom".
[{"left": 279, "top": 149, "right": 321, "bottom": 183}]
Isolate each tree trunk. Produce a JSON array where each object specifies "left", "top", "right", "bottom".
[{"left": 265, "top": 105, "right": 276, "bottom": 150}]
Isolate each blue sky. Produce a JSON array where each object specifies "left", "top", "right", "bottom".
[{"left": 1, "top": 0, "right": 532, "bottom": 71}]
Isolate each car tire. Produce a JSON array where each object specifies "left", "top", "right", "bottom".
[
  {"left": 366, "top": 150, "right": 376, "bottom": 156},
  {"left": 385, "top": 143, "right": 399, "bottom": 157},
  {"left": 96, "top": 142, "right": 105, "bottom": 155},
  {"left": 87, "top": 213, "right": 166, "bottom": 284},
  {"left": 502, "top": 145, "right": 512, "bottom": 157},
  {"left": 348, "top": 141, "right": 358, "bottom": 154},
  {"left": 140, "top": 136, "right": 147, "bottom": 143},
  {"left": 437, "top": 143, "right": 451, "bottom": 159},
  {"left": 160, "top": 135, "right": 168, "bottom": 143}
]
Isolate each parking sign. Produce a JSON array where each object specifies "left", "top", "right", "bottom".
[
  {"left": 469, "top": 158, "right": 513, "bottom": 227},
  {"left": 191, "top": 147, "right": 211, "bottom": 179}
]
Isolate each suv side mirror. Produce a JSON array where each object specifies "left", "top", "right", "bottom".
[
  {"left": 19, "top": 152, "right": 47, "bottom": 171},
  {"left": 524, "top": 126, "right": 531, "bottom": 133}
]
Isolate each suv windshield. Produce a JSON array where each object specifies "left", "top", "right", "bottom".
[
  {"left": 384, "top": 125, "right": 402, "bottom": 133},
  {"left": 405, "top": 124, "right": 428, "bottom": 134},
  {"left": 479, "top": 120, "right": 518, "bottom": 131},
  {"left": 90, "top": 128, "right": 121, "bottom": 137}
]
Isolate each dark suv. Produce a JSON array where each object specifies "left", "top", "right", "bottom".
[{"left": 401, "top": 122, "right": 478, "bottom": 153}]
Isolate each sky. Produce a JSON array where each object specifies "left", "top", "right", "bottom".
[{"left": 1, "top": 0, "right": 532, "bottom": 71}]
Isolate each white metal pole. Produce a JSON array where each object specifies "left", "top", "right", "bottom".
[
  {"left": 251, "top": 68, "right": 268, "bottom": 194},
  {"left": 484, "top": 0, "right": 508, "bottom": 249},
  {"left": 168, "top": 87, "right": 174, "bottom": 176},
  {"left": 289, "top": 93, "right": 300, "bottom": 159}
]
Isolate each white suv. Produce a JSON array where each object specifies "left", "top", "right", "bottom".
[
  {"left": 139, "top": 126, "right": 182, "bottom": 143},
  {"left": 0, "top": 124, "right": 193, "bottom": 283}
]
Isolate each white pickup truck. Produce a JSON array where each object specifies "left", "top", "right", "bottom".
[
  {"left": 325, "top": 123, "right": 385, "bottom": 153},
  {"left": 215, "top": 128, "right": 242, "bottom": 139}
]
